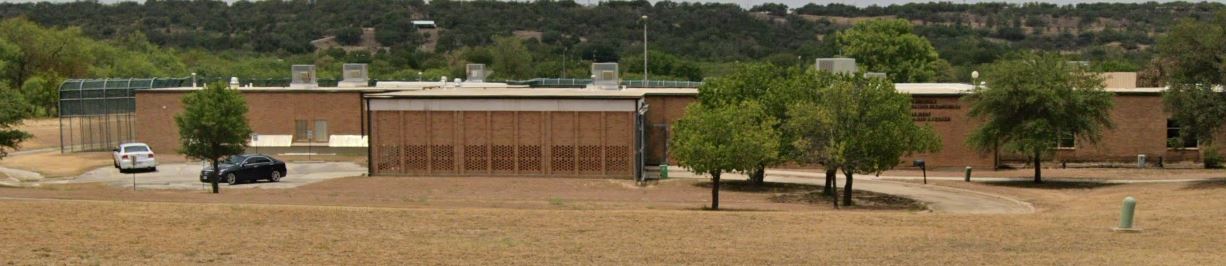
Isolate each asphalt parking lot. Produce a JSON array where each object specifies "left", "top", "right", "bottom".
[{"left": 51, "top": 162, "right": 367, "bottom": 190}]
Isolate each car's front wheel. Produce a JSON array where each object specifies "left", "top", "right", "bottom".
[
  {"left": 269, "top": 171, "right": 282, "bottom": 182},
  {"left": 226, "top": 173, "right": 239, "bottom": 185}
]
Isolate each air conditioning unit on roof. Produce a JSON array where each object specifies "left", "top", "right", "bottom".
[
  {"left": 816, "top": 58, "right": 857, "bottom": 74},
  {"left": 290, "top": 65, "right": 317, "bottom": 88},
  {"left": 590, "top": 63, "right": 620, "bottom": 90},
  {"left": 466, "top": 64, "right": 490, "bottom": 83},
  {"left": 339, "top": 63, "right": 369, "bottom": 88}
]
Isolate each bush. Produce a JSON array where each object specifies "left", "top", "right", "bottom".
[{"left": 1203, "top": 147, "right": 1223, "bottom": 169}]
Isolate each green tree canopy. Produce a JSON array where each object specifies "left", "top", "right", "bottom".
[
  {"left": 788, "top": 75, "right": 940, "bottom": 206},
  {"left": 1163, "top": 83, "right": 1226, "bottom": 154},
  {"left": 965, "top": 53, "right": 1113, "bottom": 183},
  {"left": 1156, "top": 10, "right": 1226, "bottom": 85},
  {"left": 175, "top": 83, "right": 253, "bottom": 194},
  {"left": 835, "top": 18, "right": 948, "bottom": 83},
  {"left": 490, "top": 36, "right": 532, "bottom": 80},
  {"left": 0, "top": 87, "right": 31, "bottom": 159},
  {"left": 1158, "top": 11, "right": 1226, "bottom": 168},
  {"left": 695, "top": 64, "right": 833, "bottom": 185},
  {"left": 670, "top": 101, "right": 780, "bottom": 210}
]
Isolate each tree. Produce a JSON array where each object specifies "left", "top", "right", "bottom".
[
  {"left": 1158, "top": 11, "right": 1226, "bottom": 166},
  {"left": 490, "top": 36, "right": 532, "bottom": 80},
  {"left": 835, "top": 19, "right": 946, "bottom": 83},
  {"left": 1163, "top": 83, "right": 1226, "bottom": 167},
  {"left": 789, "top": 75, "right": 940, "bottom": 206},
  {"left": 1156, "top": 11, "right": 1226, "bottom": 85},
  {"left": 175, "top": 83, "right": 253, "bottom": 194},
  {"left": 671, "top": 101, "right": 780, "bottom": 210},
  {"left": 0, "top": 87, "right": 31, "bottom": 159},
  {"left": 334, "top": 27, "right": 363, "bottom": 46},
  {"left": 965, "top": 53, "right": 1113, "bottom": 183},
  {"left": 696, "top": 64, "right": 823, "bottom": 186}
]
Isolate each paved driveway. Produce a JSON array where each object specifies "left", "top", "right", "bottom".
[
  {"left": 48, "top": 162, "right": 366, "bottom": 190},
  {"left": 666, "top": 168, "right": 1035, "bottom": 214}
]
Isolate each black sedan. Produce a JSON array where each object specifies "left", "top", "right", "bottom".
[{"left": 200, "top": 154, "right": 288, "bottom": 185}]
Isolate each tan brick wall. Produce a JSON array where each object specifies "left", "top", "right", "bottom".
[
  {"left": 135, "top": 90, "right": 364, "bottom": 153},
  {"left": 1052, "top": 94, "right": 1168, "bottom": 162},
  {"left": 905, "top": 95, "right": 995, "bottom": 169},
  {"left": 643, "top": 95, "right": 695, "bottom": 164},
  {"left": 370, "top": 110, "right": 635, "bottom": 178}
]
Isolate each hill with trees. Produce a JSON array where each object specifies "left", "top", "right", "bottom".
[{"left": 0, "top": 0, "right": 1221, "bottom": 92}]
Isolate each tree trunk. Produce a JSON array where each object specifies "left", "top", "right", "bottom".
[
  {"left": 749, "top": 164, "right": 765, "bottom": 186},
  {"left": 710, "top": 171, "right": 721, "bottom": 210},
  {"left": 1033, "top": 151, "right": 1043, "bottom": 184},
  {"left": 823, "top": 168, "right": 836, "bottom": 196},
  {"left": 211, "top": 159, "right": 220, "bottom": 194},
  {"left": 842, "top": 170, "right": 854, "bottom": 206}
]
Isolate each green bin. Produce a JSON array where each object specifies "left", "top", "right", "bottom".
[{"left": 659, "top": 164, "right": 669, "bottom": 179}]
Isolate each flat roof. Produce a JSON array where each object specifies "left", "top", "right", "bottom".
[
  {"left": 898, "top": 83, "right": 1168, "bottom": 96},
  {"left": 139, "top": 86, "right": 393, "bottom": 93},
  {"left": 365, "top": 88, "right": 698, "bottom": 99}
]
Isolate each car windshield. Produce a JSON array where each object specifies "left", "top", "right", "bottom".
[
  {"left": 222, "top": 155, "right": 247, "bottom": 165},
  {"left": 123, "top": 146, "right": 150, "bottom": 153}
]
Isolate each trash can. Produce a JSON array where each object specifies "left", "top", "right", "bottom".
[
  {"left": 1137, "top": 154, "right": 1147, "bottom": 168},
  {"left": 659, "top": 164, "right": 669, "bottom": 179}
]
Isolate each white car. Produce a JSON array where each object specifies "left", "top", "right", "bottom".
[{"left": 112, "top": 143, "right": 158, "bottom": 173}]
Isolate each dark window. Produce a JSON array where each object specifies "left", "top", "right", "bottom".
[
  {"left": 1056, "top": 131, "right": 1075, "bottom": 149},
  {"left": 123, "top": 145, "right": 150, "bottom": 153},
  {"left": 1167, "top": 120, "right": 1198, "bottom": 149},
  {"left": 247, "top": 157, "right": 270, "bottom": 164}
]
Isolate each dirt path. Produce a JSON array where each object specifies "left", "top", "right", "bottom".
[{"left": 670, "top": 168, "right": 1035, "bottom": 214}]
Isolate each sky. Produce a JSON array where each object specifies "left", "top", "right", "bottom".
[{"left": 1, "top": 0, "right": 1223, "bottom": 8}]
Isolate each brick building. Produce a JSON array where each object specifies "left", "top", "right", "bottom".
[
  {"left": 135, "top": 87, "right": 380, "bottom": 156},
  {"left": 132, "top": 83, "right": 696, "bottom": 179},
  {"left": 123, "top": 71, "right": 1208, "bottom": 177},
  {"left": 362, "top": 88, "right": 695, "bottom": 179}
]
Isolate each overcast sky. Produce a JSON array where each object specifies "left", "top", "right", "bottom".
[{"left": 2, "top": 0, "right": 1223, "bottom": 8}]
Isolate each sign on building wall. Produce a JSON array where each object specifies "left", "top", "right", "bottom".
[{"left": 911, "top": 98, "right": 959, "bottom": 122}]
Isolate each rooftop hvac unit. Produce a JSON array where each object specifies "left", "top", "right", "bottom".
[
  {"left": 466, "top": 64, "right": 489, "bottom": 83},
  {"left": 290, "top": 65, "right": 317, "bottom": 88},
  {"left": 339, "top": 63, "right": 369, "bottom": 87},
  {"left": 816, "top": 58, "right": 857, "bottom": 74},
  {"left": 864, "top": 72, "right": 887, "bottom": 79},
  {"left": 590, "top": 63, "right": 620, "bottom": 90}
]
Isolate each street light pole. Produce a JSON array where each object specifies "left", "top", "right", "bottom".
[{"left": 642, "top": 15, "right": 648, "bottom": 87}]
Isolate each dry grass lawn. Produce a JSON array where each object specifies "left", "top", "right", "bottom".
[
  {"left": 1, "top": 176, "right": 1225, "bottom": 264},
  {"left": 789, "top": 167, "right": 1226, "bottom": 181},
  {"left": 12, "top": 118, "right": 59, "bottom": 150},
  {"left": 0, "top": 152, "right": 113, "bottom": 178}
]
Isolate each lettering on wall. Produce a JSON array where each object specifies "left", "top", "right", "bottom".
[{"left": 911, "top": 98, "right": 958, "bottom": 122}]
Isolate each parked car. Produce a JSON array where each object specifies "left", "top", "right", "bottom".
[
  {"left": 112, "top": 143, "right": 157, "bottom": 173},
  {"left": 200, "top": 154, "right": 287, "bottom": 185}
]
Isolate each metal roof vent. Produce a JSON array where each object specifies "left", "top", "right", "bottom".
[
  {"left": 290, "top": 65, "right": 317, "bottom": 88},
  {"left": 816, "top": 58, "right": 857, "bottom": 74},
  {"left": 339, "top": 63, "right": 369, "bottom": 87},
  {"left": 466, "top": 64, "right": 490, "bottom": 83},
  {"left": 590, "top": 63, "right": 620, "bottom": 90}
]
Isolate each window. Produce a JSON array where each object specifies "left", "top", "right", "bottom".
[
  {"left": 1167, "top": 120, "right": 1198, "bottom": 149},
  {"left": 1056, "top": 131, "right": 1075, "bottom": 149},
  {"left": 295, "top": 120, "right": 309, "bottom": 142},
  {"left": 314, "top": 120, "right": 329, "bottom": 142},
  {"left": 247, "top": 157, "right": 270, "bottom": 164},
  {"left": 123, "top": 145, "right": 150, "bottom": 153}
]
